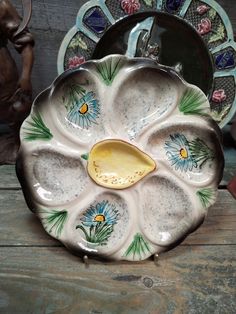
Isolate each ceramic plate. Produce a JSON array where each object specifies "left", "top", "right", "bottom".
[
  {"left": 17, "top": 55, "right": 224, "bottom": 261},
  {"left": 57, "top": 0, "right": 236, "bottom": 128}
]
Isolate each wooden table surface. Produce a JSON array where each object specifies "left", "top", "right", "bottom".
[{"left": 1, "top": 1, "right": 236, "bottom": 313}]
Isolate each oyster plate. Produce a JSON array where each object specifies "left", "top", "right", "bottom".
[
  {"left": 17, "top": 55, "right": 224, "bottom": 261},
  {"left": 57, "top": 0, "right": 236, "bottom": 128}
]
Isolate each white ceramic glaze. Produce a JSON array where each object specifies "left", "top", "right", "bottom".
[{"left": 17, "top": 55, "right": 224, "bottom": 261}]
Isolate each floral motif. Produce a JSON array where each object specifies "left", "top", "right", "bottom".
[
  {"left": 165, "top": 134, "right": 215, "bottom": 172},
  {"left": 212, "top": 89, "right": 227, "bottom": 103},
  {"left": 165, "top": 134, "right": 197, "bottom": 172},
  {"left": 68, "top": 56, "right": 86, "bottom": 69},
  {"left": 76, "top": 201, "right": 119, "bottom": 246},
  {"left": 66, "top": 89, "right": 100, "bottom": 129},
  {"left": 196, "top": 5, "right": 209, "bottom": 15},
  {"left": 197, "top": 18, "right": 212, "bottom": 35},
  {"left": 195, "top": 5, "right": 225, "bottom": 44},
  {"left": 80, "top": 200, "right": 119, "bottom": 227},
  {"left": 19, "top": 56, "right": 223, "bottom": 261},
  {"left": 120, "top": 0, "right": 141, "bottom": 15}
]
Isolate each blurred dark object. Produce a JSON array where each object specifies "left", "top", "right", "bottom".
[
  {"left": 0, "top": 0, "right": 34, "bottom": 164},
  {"left": 230, "top": 118, "right": 236, "bottom": 145},
  {"left": 228, "top": 175, "right": 236, "bottom": 199},
  {"left": 228, "top": 118, "right": 236, "bottom": 199}
]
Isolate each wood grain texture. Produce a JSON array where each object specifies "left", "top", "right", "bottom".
[
  {"left": 0, "top": 190, "right": 58, "bottom": 246},
  {"left": 0, "top": 165, "right": 19, "bottom": 189},
  {"left": 221, "top": 147, "right": 236, "bottom": 185},
  {"left": 0, "top": 1, "right": 235, "bottom": 313},
  {"left": 0, "top": 189, "right": 235, "bottom": 246},
  {"left": 0, "top": 245, "right": 235, "bottom": 314}
]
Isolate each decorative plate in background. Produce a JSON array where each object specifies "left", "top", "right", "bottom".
[
  {"left": 17, "top": 55, "right": 224, "bottom": 261},
  {"left": 57, "top": 0, "right": 236, "bottom": 128}
]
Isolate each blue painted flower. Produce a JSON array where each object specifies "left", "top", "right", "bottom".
[
  {"left": 67, "top": 91, "right": 100, "bottom": 129},
  {"left": 80, "top": 200, "right": 119, "bottom": 227},
  {"left": 165, "top": 134, "right": 197, "bottom": 172}
]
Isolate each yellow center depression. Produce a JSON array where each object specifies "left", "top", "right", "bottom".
[
  {"left": 79, "top": 103, "right": 89, "bottom": 114},
  {"left": 87, "top": 139, "right": 156, "bottom": 189},
  {"left": 180, "top": 148, "right": 188, "bottom": 159}
]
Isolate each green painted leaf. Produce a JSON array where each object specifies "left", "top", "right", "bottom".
[
  {"left": 189, "top": 138, "right": 215, "bottom": 167},
  {"left": 23, "top": 112, "right": 53, "bottom": 141},
  {"left": 179, "top": 88, "right": 209, "bottom": 116},
  {"left": 197, "top": 188, "right": 216, "bottom": 207},
  {"left": 208, "top": 8, "right": 217, "bottom": 20},
  {"left": 96, "top": 57, "right": 125, "bottom": 86},
  {"left": 209, "top": 23, "right": 225, "bottom": 43},
  {"left": 211, "top": 105, "right": 231, "bottom": 123},
  {"left": 62, "top": 83, "right": 87, "bottom": 110},
  {"left": 81, "top": 153, "right": 89, "bottom": 161},
  {"left": 142, "top": 0, "right": 153, "bottom": 7},
  {"left": 124, "top": 233, "right": 151, "bottom": 260},
  {"left": 38, "top": 209, "right": 68, "bottom": 237},
  {"left": 69, "top": 36, "right": 88, "bottom": 50},
  {"left": 76, "top": 223, "right": 114, "bottom": 246}
]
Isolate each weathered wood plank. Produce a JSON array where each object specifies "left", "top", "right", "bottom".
[
  {"left": 0, "top": 245, "right": 235, "bottom": 313},
  {"left": 184, "top": 189, "right": 236, "bottom": 245},
  {"left": 0, "top": 190, "right": 58, "bottom": 246},
  {"left": 0, "top": 165, "right": 19, "bottom": 189},
  {"left": 221, "top": 127, "right": 236, "bottom": 185},
  {"left": 0, "top": 189, "right": 235, "bottom": 246},
  {"left": 221, "top": 146, "right": 236, "bottom": 186}
]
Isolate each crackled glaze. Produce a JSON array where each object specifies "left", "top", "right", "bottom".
[{"left": 17, "top": 55, "right": 224, "bottom": 261}]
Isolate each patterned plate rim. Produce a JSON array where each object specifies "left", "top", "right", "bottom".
[{"left": 57, "top": 0, "right": 236, "bottom": 127}]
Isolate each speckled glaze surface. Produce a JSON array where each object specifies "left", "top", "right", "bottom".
[{"left": 17, "top": 55, "right": 224, "bottom": 261}]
